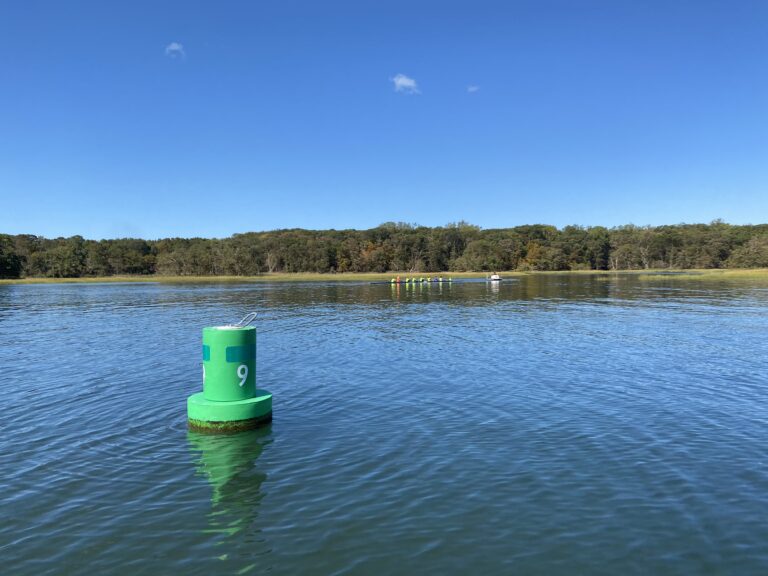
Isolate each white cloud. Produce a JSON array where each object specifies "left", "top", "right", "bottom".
[
  {"left": 467, "top": 85, "right": 480, "bottom": 93},
  {"left": 165, "top": 42, "right": 185, "bottom": 59},
  {"left": 391, "top": 73, "right": 420, "bottom": 94}
]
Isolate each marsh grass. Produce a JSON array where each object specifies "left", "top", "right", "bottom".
[
  {"left": 0, "top": 271, "right": 516, "bottom": 285},
  {"left": 2, "top": 269, "right": 767, "bottom": 285},
  {"left": 634, "top": 269, "right": 768, "bottom": 282}
]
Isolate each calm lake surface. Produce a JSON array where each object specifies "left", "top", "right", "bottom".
[{"left": 2, "top": 275, "right": 767, "bottom": 575}]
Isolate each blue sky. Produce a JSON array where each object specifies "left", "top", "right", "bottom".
[{"left": 1, "top": 0, "right": 766, "bottom": 239}]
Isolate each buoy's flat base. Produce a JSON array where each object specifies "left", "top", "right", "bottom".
[{"left": 187, "top": 389, "right": 272, "bottom": 433}]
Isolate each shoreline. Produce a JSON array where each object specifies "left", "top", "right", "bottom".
[{"left": 2, "top": 268, "right": 768, "bottom": 285}]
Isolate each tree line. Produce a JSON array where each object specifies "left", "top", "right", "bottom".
[{"left": 1, "top": 221, "right": 768, "bottom": 279}]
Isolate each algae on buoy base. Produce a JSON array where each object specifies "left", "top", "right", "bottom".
[{"left": 187, "top": 317, "right": 272, "bottom": 433}]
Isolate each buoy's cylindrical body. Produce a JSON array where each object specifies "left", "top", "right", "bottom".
[{"left": 203, "top": 326, "right": 256, "bottom": 401}]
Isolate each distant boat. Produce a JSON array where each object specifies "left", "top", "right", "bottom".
[{"left": 488, "top": 274, "right": 502, "bottom": 282}]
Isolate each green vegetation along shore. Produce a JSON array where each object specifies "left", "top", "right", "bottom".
[
  {"left": 2, "top": 221, "right": 768, "bottom": 280},
  {"left": 2, "top": 269, "right": 768, "bottom": 285}
]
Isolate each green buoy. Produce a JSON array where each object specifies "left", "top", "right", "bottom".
[{"left": 187, "top": 313, "right": 272, "bottom": 432}]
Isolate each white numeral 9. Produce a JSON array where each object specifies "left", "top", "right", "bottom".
[{"left": 237, "top": 364, "right": 248, "bottom": 387}]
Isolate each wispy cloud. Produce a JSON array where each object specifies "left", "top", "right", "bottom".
[
  {"left": 467, "top": 85, "right": 480, "bottom": 93},
  {"left": 165, "top": 42, "right": 185, "bottom": 59},
  {"left": 391, "top": 73, "right": 420, "bottom": 94}
]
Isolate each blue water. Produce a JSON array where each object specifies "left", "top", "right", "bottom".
[{"left": 1, "top": 276, "right": 767, "bottom": 575}]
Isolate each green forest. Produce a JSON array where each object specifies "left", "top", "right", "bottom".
[{"left": 2, "top": 221, "right": 768, "bottom": 279}]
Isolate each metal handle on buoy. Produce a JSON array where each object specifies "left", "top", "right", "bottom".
[{"left": 233, "top": 312, "right": 257, "bottom": 328}]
